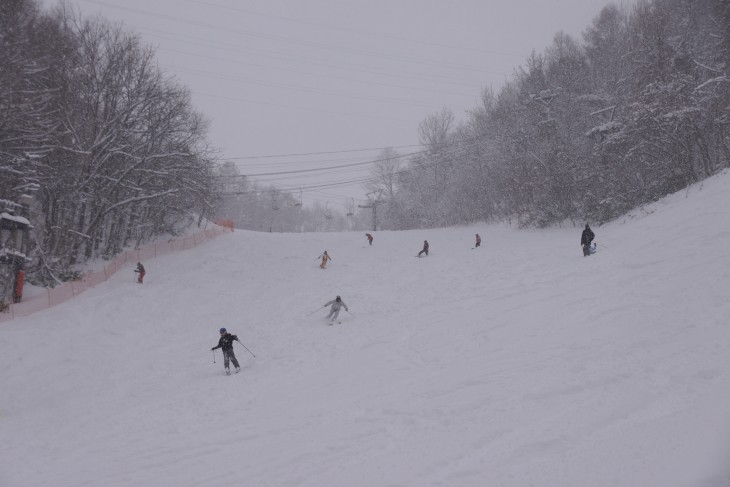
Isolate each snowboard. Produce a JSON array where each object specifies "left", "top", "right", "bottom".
[{"left": 583, "top": 242, "right": 597, "bottom": 256}]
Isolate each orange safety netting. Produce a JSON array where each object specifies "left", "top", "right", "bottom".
[{"left": 0, "top": 225, "right": 230, "bottom": 323}]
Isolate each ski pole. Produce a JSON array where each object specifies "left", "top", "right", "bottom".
[
  {"left": 305, "top": 305, "right": 325, "bottom": 317},
  {"left": 236, "top": 340, "right": 256, "bottom": 358},
  {"left": 212, "top": 349, "right": 216, "bottom": 363}
]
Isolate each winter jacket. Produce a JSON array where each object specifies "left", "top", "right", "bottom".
[
  {"left": 213, "top": 333, "right": 238, "bottom": 351},
  {"left": 324, "top": 299, "right": 348, "bottom": 312},
  {"left": 581, "top": 227, "right": 595, "bottom": 246}
]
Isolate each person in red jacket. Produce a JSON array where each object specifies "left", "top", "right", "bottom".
[
  {"left": 134, "top": 262, "right": 146, "bottom": 283},
  {"left": 365, "top": 233, "right": 373, "bottom": 246}
]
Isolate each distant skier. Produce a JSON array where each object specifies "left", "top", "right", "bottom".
[
  {"left": 211, "top": 327, "right": 240, "bottom": 375},
  {"left": 324, "top": 295, "right": 348, "bottom": 323},
  {"left": 418, "top": 240, "right": 429, "bottom": 257},
  {"left": 475, "top": 234, "right": 481, "bottom": 248},
  {"left": 134, "top": 262, "right": 146, "bottom": 283},
  {"left": 365, "top": 233, "right": 373, "bottom": 246},
  {"left": 319, "top": 250, "right": 331, "bottom": 269},
  {"left": 581, "top": 224, "right": 595, "bottom": 257}
]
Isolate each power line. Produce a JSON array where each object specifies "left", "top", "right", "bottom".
[
  {"left": 161, "top": 60, "right": 481, "bottom": 100},
  {"left": 188, "top": 0, "right": 525, "bottom": 59},
  {"left": 147, "top": 35, "right": 492, "bottom": 90},
  {"left": 188, "top": 89, "right": 416, "bottom": 123},
  {"left": 215, "top": 148, "right": 427, "bottom": 178},
  {"left": 216, "top": 135, "right": 494, "bottom": 199},
  {"left": 168, "top": 65, "right": 441, "bottom": 110},
  {"left": 78, "top": 0, "right": 501, "bottom": 75},
  {"left": 223, "top": 144, "right": 424, "bottom": 160}
]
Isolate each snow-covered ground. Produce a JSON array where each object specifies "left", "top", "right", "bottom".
[{"left": 1, "top": 171, "right": 730, "bottom": 487}]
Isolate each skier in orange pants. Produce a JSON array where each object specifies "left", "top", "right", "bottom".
[{"left": 319, "top": 250, "right": 331, "bottom": 269}]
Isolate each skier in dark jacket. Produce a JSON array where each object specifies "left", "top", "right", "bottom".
[
  {"left": 365, "top": 233, "right": 373, "bottom": 246},
  {"left": 581, "top": 224, "right": 595, "bottom": 256},
  {"left": 134, "top": 262, "right": 146, "bottom": 283},
  {"left": 211, "top": 327, "right": 240, "bottom": 375},
  {"left": 418, "top": 240, "right": 429, "bottom": 257}
]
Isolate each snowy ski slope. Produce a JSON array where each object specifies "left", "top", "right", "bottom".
[{"left": 1, "top": 171, "right": 729, "bottom": 486}]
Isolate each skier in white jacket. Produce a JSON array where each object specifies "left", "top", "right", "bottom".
[{"left": 324, "top": 296, "right": 348, "bottom": 322}]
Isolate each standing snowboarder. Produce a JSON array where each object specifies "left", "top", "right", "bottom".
[
  {"left": 134, "top": 262, "right": 146, "bottom": 283},
  {"left": 418, "top": 240, "right": 429, "bottom": 257},
  {"left": 211, "top": 327, "right": 241, "bottom": 375},
  {"left": 365, "top": 233, "right": 373, "bottom": 246},
  {"left": 581, "top": 224, "right": 595, "bottom": 257},
  {"left": 319, "top": 250, "right": 331, "bottom": 269},
  {"left": 324, "top": 296, "right": 348, "bottom": 323},
  {"left": 475, "top": 234, "right": 481, "bottom": 248}
]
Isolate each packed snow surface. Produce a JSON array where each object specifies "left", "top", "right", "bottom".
[{"left": 1, "top": 171, "right": 730, "bottom": 487}]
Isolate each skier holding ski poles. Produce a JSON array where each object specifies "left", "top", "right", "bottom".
[
  {"left": 211, "top": 327, "right": 240, "bottom": 375},
  {"left": 581, "top": 224, "right": 595, "bottom": 257},
  {"left": 319, "top": 250, "right": 331, "bottom": 269},
  {"left": 324, "top": 295, "right": 348, "bottom": 324},
  {"left": 134, "top": 262, "right": 146, "bottom": 283}
]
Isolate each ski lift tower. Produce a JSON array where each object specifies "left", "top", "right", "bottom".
[
  {"left": 358, "top": 190, "right": 385, "bottom": 231},
  {"left": 324, "top": 202, "right": 333, "bottom": 232},
  {"left": 0, "top": 192, "right": 33, "bottom": 307},
  {"left": 293, "top": 189, "right": 303, "bottom": 207}
]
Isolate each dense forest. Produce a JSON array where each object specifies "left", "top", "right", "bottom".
[
  {"left": 373, "top": 0, "right": 730, "bottom": 229},
  {"left": 1, "top": 0, "right": 216, "bottom": 286},
  {"left": 1, "top": 0, "right": 729, "bottom": 291}
]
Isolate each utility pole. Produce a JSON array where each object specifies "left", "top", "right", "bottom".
[{"left": 358, "top": 190, "right": 384, "bottom": 231}]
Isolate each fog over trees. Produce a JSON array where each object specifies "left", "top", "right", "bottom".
[
  {"left": 1, "top": 0, "right": 728, "bottom": 286},
  {"left": 374, "top": 0, "right": 730, "bottom": 229}
]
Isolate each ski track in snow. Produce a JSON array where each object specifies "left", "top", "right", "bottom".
[{"left": 1, "top": 170, "right": 730, "bottom": 486}]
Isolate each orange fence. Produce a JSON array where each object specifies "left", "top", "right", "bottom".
[{"left": 0, "top": 224, "right": 232, "bottom": 322}]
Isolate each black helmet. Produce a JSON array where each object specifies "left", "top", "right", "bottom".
[
  {"left": 336, "top": 296, "right": 341, "bottom": 301},
  {"left": 585, "top": 223, "right": 590, "bottom": 229},
  {"left": 219, "top": 327, "right": 226, "bottom": 334}
]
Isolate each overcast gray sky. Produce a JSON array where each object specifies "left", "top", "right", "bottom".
[{"left": 47, "top": 0, "right": 613, "bottom": 210}]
